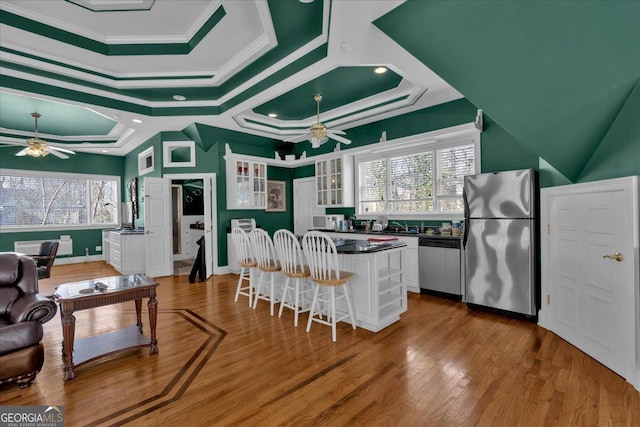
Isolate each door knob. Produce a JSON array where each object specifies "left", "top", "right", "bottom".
[
  {"left": 145, "top": 230, "right": 151, "bottom": 234},
  {"left": 602, "top": 252, "right": 623, "bottom": 262}
]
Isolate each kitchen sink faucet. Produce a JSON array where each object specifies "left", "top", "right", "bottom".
[{"left": 390, "top": 221, "right": 408, "bottom": 232}]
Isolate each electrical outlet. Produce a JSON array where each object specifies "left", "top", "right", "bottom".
[{"left": 96, "top": 245, "right": 102, "bottom": 252}]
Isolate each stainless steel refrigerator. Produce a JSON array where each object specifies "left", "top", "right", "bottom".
[{"left": 463, "top": 169, "right": 539, "bottom": 317}]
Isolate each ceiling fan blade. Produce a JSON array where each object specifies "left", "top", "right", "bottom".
[
  {"left": 283, "top": 133, "right": 310, "bottom": 143},
  {"left": 49, "top": 145, "right": 76, "bottom": 155},
  {"left": 47, "top": 148, "right": 69, "bottom": 159},
  {"left": 327, "top": 128, "right": 346, "bottom": 135},
  {"left": 15, "top": 148, "right": 29, "bottom": 156},
  {"left": 327, "top": 132, "right": 351, "bottom": 145},
  {"left": 0, "top": 141, "right": 28, "bottom": 147}
]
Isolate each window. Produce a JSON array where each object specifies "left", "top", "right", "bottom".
[
  {"left": 0, "top": 170, "right": 120, "bottom": 229},
  {"left": 138, "top": 146, "right": 154, "bottom": 175},
  {"left": 356, "top": 139, "right": 476, "bottom": 217}
]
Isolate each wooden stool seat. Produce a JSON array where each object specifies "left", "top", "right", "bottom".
[{"left": 310, "top": 271, "right": 353, "bottom": 287}]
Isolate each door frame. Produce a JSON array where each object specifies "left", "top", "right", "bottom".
[
  {"left": 164, "top": 173, "right": 219, "bottom": 276},
  {"left": 540, "top": 176, "right": 639, "bottom": 390}
]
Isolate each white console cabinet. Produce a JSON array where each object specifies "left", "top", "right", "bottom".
[{"left": 102, "top": 231, "right": 145, "bottom": 275}]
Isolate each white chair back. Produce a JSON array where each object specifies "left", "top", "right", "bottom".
[
  {"left": 231, "top": 227, "right": 253, "bottom": 264},
  {"left": 250, "top": 228, "right": 278, "bottom": 269},
  {"left": 273, "top": 229, "right": 305, "bottom": 275},
  {"left": 301, "top": 231, "right": 340, "bottom": 282}
]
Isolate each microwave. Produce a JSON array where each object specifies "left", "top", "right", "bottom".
[{"left": 312, "top": 214, "right": 345, "bottom": 230}]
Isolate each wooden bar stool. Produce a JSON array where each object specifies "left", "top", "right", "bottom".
[
  {"left": 250, "top": 229, "right": 282, "bottom": 316},
  {"left": 230, "top": 228, "right": 256, "bottom": 306},
  {"left": 273, "top": 229, "right": 313, "bottom": 327},
  {"left": 301, "top": 231, "right": 356, "bottom": 342}
]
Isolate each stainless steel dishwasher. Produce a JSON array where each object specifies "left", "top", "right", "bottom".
[{"left": 418, "top": 237, "right": 462, "bottom": 298}]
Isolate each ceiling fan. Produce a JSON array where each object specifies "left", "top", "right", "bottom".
[
  {"left": 284, "top": 94, "right": 351, "bottom": 148},
  {"left": 3, "top": 113, "right": 76, "bottom": 159}
]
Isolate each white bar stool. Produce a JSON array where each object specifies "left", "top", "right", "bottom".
[
  {"left": 301, "top": 231, "right": 356, "bottom": 342},
  {"left": 230, "top": 228, "right": 256, "bottom": 306},
  {"left": 273, "top": 229, "right": 313, "bottom": 327},
  {"left": 250, "top": 228, "right": 282, "bottom": 316}
]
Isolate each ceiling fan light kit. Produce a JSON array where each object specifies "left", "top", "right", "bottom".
[
  {"left": 298, "top": 94, "right": 351, "bottom": 148},
  {"left": 13, "top": 113, "right": 76, "bottom": 159}
]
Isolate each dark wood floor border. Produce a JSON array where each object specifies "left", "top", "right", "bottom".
[{"left": 84, "top": 309, "right": 226, "bottom": 427}]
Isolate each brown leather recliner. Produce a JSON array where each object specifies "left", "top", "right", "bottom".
[{"left": 0, "top": 253, "right": 57, "bottom": 388}]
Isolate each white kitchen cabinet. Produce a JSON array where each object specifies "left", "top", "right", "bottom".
[
  {"left": 102, "top": 231, "right": 145, "bottom": 275},
  {"left": 316, "top": 155, "right": 354, "bottom": 207},
  {"left": 226, "top": 158, "right": 266, "bottom": 209},
  {"left": 394, "top": 235, "right": 419, "bottom": 293},
  {"left": 324, "top": 244, "right": 407, "bottom": 332},
  {"left": 326, "top": 232, "right": 419, "bottom": 293}
]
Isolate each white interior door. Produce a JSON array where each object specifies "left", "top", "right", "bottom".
[
  {"left": 294, "top": 177, "right": 323, "bottom": 235},
  {"left": 144, "top": 177, "right": 172, "bottom": 277},
  {"left": 203, "top": 175, "right": 217, "bottom": 278},
  {"left": 541, "top": 177, "right": 638, "bottom": 382}
]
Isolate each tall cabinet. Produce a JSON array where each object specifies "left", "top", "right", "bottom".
[{"left": 316, "top": 155, "right": 354, "bottom": 207}]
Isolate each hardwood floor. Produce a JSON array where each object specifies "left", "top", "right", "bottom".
[{"left": 1, "top": 261, "right": 638, "bottom": 426}]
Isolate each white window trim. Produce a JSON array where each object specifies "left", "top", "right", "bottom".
[
  {"left": 163, "top": 140, "right": 196, "bottom": 168},
  {"left": 138, "top": 146, "right": 155, "bottom": 175},
  {"left": 0, "top": 168, "right": 121, "bottom": 233},
  {"left": 354, "top": 134, "right": 480, "bottom": 221}
]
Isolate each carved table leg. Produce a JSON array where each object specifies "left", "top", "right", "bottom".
[
  {"left": 135, "top": 298, "right": 143, "bottom": 334},
  {"left": 61, "top": 304, "right": 77, "bottom": 381},
  {"left": 148, "top": 293, "right": 158, "bottom": 354}
]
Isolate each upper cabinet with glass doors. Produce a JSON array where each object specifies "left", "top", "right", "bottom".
[
  {"left": 315, "top": 155, "right": 354, "bottom": 207},
  {"left": 226, "top": 159, "right": 266, "bottom": 209}
]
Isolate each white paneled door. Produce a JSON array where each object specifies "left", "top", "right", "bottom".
[
  {"left": 144, "top": 177, "right": 172, "bottom": 277},
  {"left": 294, "top": 177, "right": 323, "bottom": 236},
  {"left": 542, "top": 177, "right": 638, "bottom": 384}
]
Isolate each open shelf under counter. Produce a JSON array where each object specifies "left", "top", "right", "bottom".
[{"left": 332, "top": 245, "right": 408, "bottom": 333}]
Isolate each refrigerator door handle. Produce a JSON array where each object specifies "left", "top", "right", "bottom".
[
  {"left": 463, "top": 218, "right": 469, "bottom": 249},
  {"left": 463, "top": 187, "right": 469, "bottom": 219}
]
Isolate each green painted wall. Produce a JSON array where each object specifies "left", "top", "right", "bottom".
[
  {"left": 121, "top": 127, "right": 294, "bottom": 267},
  {"left": 373, "top": 1, "right": 640, "bottom": 182},
  {"left": 4, "top": 92, "right": 635, "bottom": 267},
  {"left": 0, "top": 151, "right": 124, "bottom": 256},
  {"left": 578, "top": 79, "right": 640, "bottom": 182}
]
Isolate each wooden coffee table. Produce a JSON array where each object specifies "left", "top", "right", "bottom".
[{"left": 53, "top": 274, "right": 159, "bottom": 381}]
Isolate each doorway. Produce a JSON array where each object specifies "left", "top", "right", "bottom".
[
  {"left": 163, "top": 173, "right": 218, "bottom": 279},
  {"left": 170, "top": 179, "right": 205, "bottom": 275}
]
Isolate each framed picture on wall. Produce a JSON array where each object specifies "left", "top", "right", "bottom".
[{"left": 266, "top": 180, "right": 286, "bottom": 212}]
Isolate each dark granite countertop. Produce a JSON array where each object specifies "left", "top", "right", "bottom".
[
  {"left": 326, "top": 229, "right": 463, "bottom": 240},
  {"left": 333, "top": 238, "right": 407, "bottom": 254}
]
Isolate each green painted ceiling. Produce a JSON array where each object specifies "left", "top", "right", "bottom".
[
  {"left": 0, "top": 92, "right": 116, "bottom": 136},
  {"left": 374, "top": 0, "right": 640, "bottom": 181},
  {"left": 2, "top": 0, "right": 637, "bottom": 176},
  {"left": 253, "top": 66, "right": 402, "bottom": 121}
]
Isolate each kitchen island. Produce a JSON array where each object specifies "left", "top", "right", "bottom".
[{"left": 331, "top": 238, "right": 407, "bottom": 332}]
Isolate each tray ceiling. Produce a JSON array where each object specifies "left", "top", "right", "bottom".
[{"left": 0, "top": 0, "right": 460, "bottom": 156}]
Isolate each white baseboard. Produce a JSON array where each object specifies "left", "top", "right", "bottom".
[
  {"left": 53, "top": 255, "right": 103, "bottom": 265},
  {"left": 216, "top": 265, "right": 231, "bottom": 275}
]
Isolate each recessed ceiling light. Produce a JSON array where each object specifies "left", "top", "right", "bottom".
[
  {"left": 299, "top": 0, "right": 314, "bottom": 3},
  {"left": 173, "top": 95, "right": 186, "bottom": 101},
  {"left": 101, "top": 150, "right": 109, "bottom": 153},
  {"left": 132, "top": 118, "right": 143, "bottom": 123},
  {"left": 268, "top": 113, "right": 278, "bottom": 118},
  {"left": 374, "top": 67, "right": 388, "bottom": 74}
]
